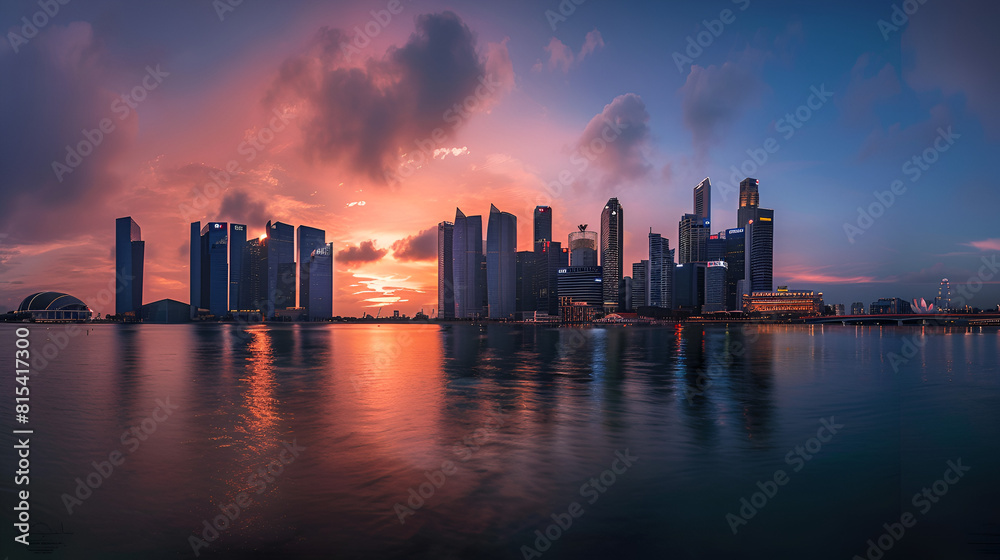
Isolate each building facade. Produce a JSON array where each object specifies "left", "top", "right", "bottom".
[
  {"left": 437, "top": 221, "right": 455, "bottom": 319},
  {"left": 601, "top": 198, "right": 624, "bottom": 310},
  {"left": 486, "top": 204, "right": 517, "bottom": 320},
  {"left": 115, "top": 216, "right": 145, "bottom": 317},
  {"left": 452, "top": 208, "right": 484, "bottom": 319}
]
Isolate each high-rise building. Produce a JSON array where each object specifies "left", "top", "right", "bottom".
[
  {"left": 647, "top": 231, "right": 674, "bottom": 309},
  {"left": 229, "top": 224, "right": 247, "bottom": 312},
  {"left": 623, "top": 276, "right": 633, "bottom": 311},
  {"left": 631, "top": 261, "right": 648, "bottom": 308},
  {"left": 601, "top": 198, "right": 624, "bottom": 310},
  {"left": 190, "top": 222, "right": 202, "bottom": 316},
  {"left": 452, "top": 208, "right": 484, "bottom": 319},
  {"left": 534, "top": 240, "right": 563, "bottom": 316},
  {"left": 675, "top": 262, "right": 706, "bottom": 310},
  {"left": 516, "top": 250, "right": 537, "bottom": 319},
  {"left": 557, "top": 266, "right": 603, "bottom": 307},
  {"left": 738, "top": 177, "right": 760, "bottom": 227},
  {"left": 194, "top": 221, "right": 229, "bottom": 317},
  {"left": 307, "top": 243, "right": 333, "bottom": 320},
  {"left": 297, "top": 225, "right": 326, "bottom": 317},
  {"left": 724, "top": 227, "right": 746, "bottom": 311},
  {"left": 746, "top": 209, "right": 774, "bottom": 292},
  {"left": 238, "top": 237, "right": 264, "bottom": 312},
  {"left": 707, "top": 232, "right": 727, "bottom": 262},
  {"left": 704, "top": 261, "right": 728, "bottom": 313},
  {"left": 265, "top": 220, "right": 295, "bottom": 318},
  {"left": 437, "top": 221, "right": 455, "bottom": 319},
  {"left": 534, "top": 206, "right": 552, "bottom": 245},
  {"left": 870, "top": 297, "right": 912, "bottom": 315},
  {"left": 935, "top": 278, "right": 952, "bottom": 311},
  {"left": 678, "top": 213, "right": 711, "bottom": 264},
  {"left": 694, "top": 177, "right": 711, "bottom": 222},
  {"left": 850, "top": 302, "right": 866, "bottom": 315},
  {"left": 569, "top": 224, "right": 599, "bottom": 266},
  {"left": 115, "top": 217, "right": 144, "bottom": 317},
  {"left": 486, "top": 204, "right": 517, "bottom": 320}
]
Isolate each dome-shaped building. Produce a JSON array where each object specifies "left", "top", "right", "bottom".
[{"left": 17, "top": 292, "right": 93, "bottom": 322}]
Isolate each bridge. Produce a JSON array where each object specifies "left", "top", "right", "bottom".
[{"left": 805, "top": 314, "right": 1000, "bottom": 326}]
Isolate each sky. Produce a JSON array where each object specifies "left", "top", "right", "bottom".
[{"left": 1, "top": 0, "right": 999, "bottom": 317}]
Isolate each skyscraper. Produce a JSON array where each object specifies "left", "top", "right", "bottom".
[
  {"left": 229, "top": 223, "right": 247, "bottom": 313},
  {"left": 515, "top": 250, "right": 537, "bottom": 319},
  {"left": 736, "top": 177, "right": 774, "bottom": 294},
  {"left": 452, "top": 208, "right": 484, "bottom": 319},
  {"left": 115, "top": 216, "right": 144, "bottom": 317},
  {"left": 238, "top": 237, "right": 264, "bottom": 313},
  {"left": 197, "top": 221, "right": 229, "bottom": 317},
  {"left": 724, "top": 227, "right": 746, "bottom": 311},
  {"left": 631, "top": 261, "right": 648, "bottom": 308},
  {"left": 936, "top": 278, "right": 952, "bottom": 311},
  {"left": 533, "top": 206, "right": 552, "bottom": 245},
  {"left": 647, "top": 231, "right": 674, "bottom": 309},
  {"left": 704, "top": 261, "right": 728, "bottom": 313},
  {"left": 746, "top": 209, "right": 774, "bottom": 292},
  {"left": 190, "top": 222, "right": 202, "bottom": 317},
  {"left": 534, "top": 240, "right": 563, "bottom": 316},
  {"left": 307, "top": 243, "right": 333, "bottom": 320},
  {"left": 694, "top": 177, "right": 711, "bottom": 222},
  {"left": 738, "top": 177, "right": 760, "bottom": 227},
  {"left": 707, "top": 232, "right": 727, "bottom": 262},
  {"left": 601, "top": 198, "right": 624, "bottom": 310},
  {"left": 675, "top": 262, "right": 706, "bottom": 310},
  {"left": 569, "top": 224, "right": 598, "bottom": 266},
  {"left": 437, "top": 221, "right": 455, "bottom": 319},
  {"left": 265, "top": 220, "right": 295, "bottom": 318},
  {"left": 678, "top": 213, "right": 711, "bottom": 264},
  {"left": 297, "top": 225, "right": 326, "bottom": 317},
  {"left": 486, "top": 204, "right": 517, "bottom": 320}
]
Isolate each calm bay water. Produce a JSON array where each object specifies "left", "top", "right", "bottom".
[{"left": 1, "top": 323, "right": 999, "bottom": 559}]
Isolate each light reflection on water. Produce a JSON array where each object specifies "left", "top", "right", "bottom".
[{"left": 0, "top": 323, "right": 998, "bottom": 559}]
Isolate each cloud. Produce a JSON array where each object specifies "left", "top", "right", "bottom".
[
  {"left": 336, "top": 240, "right": 388, "bottom": 265},
  {"left": 0, "top": 22, "right": 136, "bottom": 244},
  {"left": 391, "top": 227, "right": 437, "bottom": 261},
  {"left": 264, "top": 11, "right": 514, "bottom": 183},
  {"left": 218, "top": 189, "right": 268, "bottom": 227},
  {"left": 680, "top": 53, "right": 765, "bottom": 154},
  {"left": 838, "top": 54, "right": 901, "bottom": 127},
  {"left": 903, "top": 0, "right": 1000, "bottom": 139},
  {"left": 576, "top": 93, "right": 653, "bottom": 182},
  {"left": 537, "top": 29, "right": 605, "bottom": 73},
  {"left": 963, "top": 239, "right": 1000, "bottom": 252}
]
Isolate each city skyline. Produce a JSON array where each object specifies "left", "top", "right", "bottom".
[{"left": 2, "top": 1, "right": 1000, "bottom": 318}]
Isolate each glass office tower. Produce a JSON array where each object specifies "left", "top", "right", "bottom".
[
  {"left": 297, "top": 225, "right": 327, "bottom": 317},
  {"left": 486, "top": 204, "right": 517, "bottom": 320},
  {"left": 265, "top": 220, "right": 295, "bottom": 318},
  {"left": 115, "top": 216, "right": 144, "bottom": 316},
  {"left": 229, "top": 223, "right": 247, "bottom": 312},
  {"left": 601, "top": 198, "right": 624, "bottom": 310}
]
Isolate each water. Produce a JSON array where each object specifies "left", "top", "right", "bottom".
[{"left": 1, "top": 323, "right": 999, "bottom": 559}]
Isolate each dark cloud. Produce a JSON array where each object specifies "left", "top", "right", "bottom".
[
  {"left": 0, "top": 22, "right": 135, "bottom": 244},
  {"left": 903, "top": 0, "right": 1000, "bottom": 139},
  {"left": 576, "top": 93, "right": 653, "bottom": 183},
  {"left": 680, "top": 53, "right": 765, "bottom": 155},
  {"left": 336, "top": 240, "right": 388, "bottom": 265},
  {"left": 265, "top": 11, "right": 513, "bottom": 183},
  {"left": 218, "top": 189, "right": 268, "bottom": 228},
  {"left": 391, "top": 227, "right": 437, "bottom": 261}
]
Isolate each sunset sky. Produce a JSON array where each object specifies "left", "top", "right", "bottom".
[{"left": 2, "top": 0, "right": 999, "bottom": 317}]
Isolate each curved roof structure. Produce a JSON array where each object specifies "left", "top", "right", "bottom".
[{"left": 17, "top": 292, "right": 90, "bottom": 312}]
